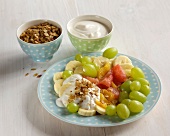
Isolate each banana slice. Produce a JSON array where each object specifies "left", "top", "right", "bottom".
[
  {"left": 96, "top": 105, "right": 106, "bottom": 115},
  {"left": 120, "top": 63, "right": 134, "bottom": 69},
  {"left": 74, "top": 66, "right": 84, "bottom": 75},
  {"left": 91, "top": 56, "right": 97, "bottom": 61},
  {"left": 56, "top": 98, "right": 65, "bottom": 107},
  {"left": 78, "top": 108, "right": 96, "bottom": 116},
  {"left": 53, "top": 72, "right": 63, "bottom": 83},
  {"left": 93, "top": 56, "right": 111, "bottom": 68},
  {"left": 124, "top": 69, "right": 132, "bottom": 77},
  {"left": 120, "top": 63, "right": 134, "bottom": 76},
  {"left": 65, "top": 60, "right": 82, "bottom": 71},
  {"left": 54, "top": 79, "right": 64, "bottom": 96},
  {"left": 113, "top": 55, "right": 132, "bottom": 66},
  {"left": 59, "top": 83, "right": 72, "bottom": 97}
]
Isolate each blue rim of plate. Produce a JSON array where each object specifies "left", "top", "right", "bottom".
[{"left": 37, "top": 52, "right": 161, "bottom": 127}]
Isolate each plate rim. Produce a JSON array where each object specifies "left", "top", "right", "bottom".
[{"left": 37, "top": 52, "right": 161, "bottom": 127}]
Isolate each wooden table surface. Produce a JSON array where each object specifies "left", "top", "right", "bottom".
[{"left": 0, "top": 0, "right": 169, "bottom": 135}]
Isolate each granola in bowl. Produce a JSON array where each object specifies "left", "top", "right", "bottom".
[
  {"left": 17, "top": 19, "right": 63, "bottom": 62},
  {"left": 20, "top": 22, "right": 61, "bottom": 44}
]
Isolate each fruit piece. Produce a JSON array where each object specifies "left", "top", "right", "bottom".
[
  {"left": 120, "top": 80, "right": 132, "bottom": 93},
  {"left": 114, "top": 55, "right": 132, "bottom": 66},
  {"left": 119, "top": 63, "right": 134, "bottom": 77},
  {"left": 131, "top": 67, "right": 145, "bottom": 79},
  {"left": 54, "top": 79, "right": 64, "bottom": 95},
  {"left": 97, "top": 71, "right": 113, "bottom": 89},
  {"left": 106, "top": 105, "right": 116, "bottom": 116},
  {"left": 124, "top": 69, "right": 132, "bottom": 77},
  {"left": 128, "top": 100, "right": 144, "bottom": 113},
  {"left": 81, "top": 56, "right": 92, "bottom": 64},
  {"left": 103, "top": 47, "right": 118, "bottom": 59},
  {"left": 74, "top": 66, "right": 84, "bottom": 75},
  {"left": 59, "top": 83, "right": 72, "bottom": 97},
  {"left": 129, "top": 91, "right": 147, "bottom": 103},
  {"left": 93, "top": 56, "right": 111, "bottom": 68},
  {"left": 53, "top": 72, "right": 63, "bottom": 82},
  {"left": 121, "top": 99, "right": 131, "bottom": 107},
  {"left": 75, "top": 54, "right": 83, "bottom": 62},
  {"left": 87, "top": 62, "right": 100, "bottom": 71},
  {"left": 101, "top": 89, "right": 115, "bottom": 102},
  {"left": 95, "top": 99, "right": 108, "bottom": 109},
  {"left": 62, "top": 70, "right": 73, "bottom": 79},
  {"left": 96, "top": 105, "right": 106, "bottom": 115},
  {"left": 120, "top": 63, "right": 134, "bottom": 70},
  {"left": 116, "top": 104, "right": 130, "bottom": 119},
  {"left": 99, "top": 93, "right": 111, "bottom": 105},
  {"left": 90, "top": 56, "right": 96, "bottom": 61},
  {"left": 107, "top": 87, "right": 120, "bottom": 100},
  {"left": 98, "top": 62, "right": 111, "bottom": 79},
  {"left": 113, "top": 55, "right": 134, "bottom": 77},
  {"left": 65, "top": 60, "right": 82, "bottom": 71},
  {"left": 135, "top": 78, "right": 150, "bottom": 86},
  {"left": 92, "top": 62, "right": 100, "bottom": 71},
  {"left": 130, "top": 81, "right": 141, "bottom": 91},
  {"left": 84, "top": 76, "right": 99, "bottom": 84},
  {"left": 118, "top": 91, "right": 129, "bottom": 102},
  {"left": 82, "top": 64, "right": 97, "bottom": 78},
  {"left": 139, "top": 85, "right": 151, "bottom": 96},
  {"left": 67, "top": 102, "right": 79, "bottom": 113},
  {"left": 56, "top": 98, "right": 65, "bottom": 107},
  {"left": 112, "top": 64, "right": 127, "bottom": 85},
  {"left": 111, "top": 82, "right": 117, "bottom": 88},
  {"left": 78, "top": 108, "right": 96, "bottom": 116}
]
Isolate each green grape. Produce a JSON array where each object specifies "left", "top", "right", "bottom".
[
  {"left": 81, "top": 56, "right": 92, "bottom": 64},
  {"left": 129, "top": 91, "right": 147, "bottom": 103},
  {"left": 120, "top": 80, "right": 132, "bottom": 93},
  {"left": 116, "top": 104, "right": 130, "bottom": 119},
  {"left": 75, "top": 54, "right": 83, "bottom": 62},
  {"left": 103, "top": 47, "right": 118, "bottom": 59},
  {"left": 135, "top": 78, "right": 150, "bottom": 86},
  {"left": 62, "top": 70, "right": 73, "bottom": 79},
  {"left": 92, "top": 63, "right": 100, "bottom": 71},
  {"left": 128, "top": 100, "right": 144, "bottom": 113},
  {"left": 121, "top": 99, "right": 131, "bottom": 107},
  {"left": 82, "top": 64, "right": 97, "bottom": 78},
  {"left": 67, "top": 102, "right": 79, "bottom": 113},
  {"left": 139, "top": 85, "right": 151, "bottom": 96},
  {"left": 118, "top": 91, "right": 129, "bottom": 102},
  {"left": 106, "top": 105, "right": 116, "bottom": 116},
  {"left": 131, "top": 67, "right": 145, "bottom": 79},
  {"left": 130, "top": 81, "right": 141, "bottom": 91},
  {"left": 88, "top": 62, "right": 100, "bottom": 71}
]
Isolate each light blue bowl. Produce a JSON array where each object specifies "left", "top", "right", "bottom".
[
  {"left": 37, "top": 52, "right": 161, "bottom": 127},
  {"left": 17, "top": 19, "right": 63, "bottom": 62}
]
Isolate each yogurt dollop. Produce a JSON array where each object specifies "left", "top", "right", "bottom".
[
  {"left": 56, "top": 74, "right": 100, "bottom": 110},
  {"left": 69, "top": 21, "right": 108, "bottom": 39}
]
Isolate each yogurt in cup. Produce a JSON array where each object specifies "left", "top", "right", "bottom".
[{"left": 67, "top": 15, "right": 113, "bottom": 53}]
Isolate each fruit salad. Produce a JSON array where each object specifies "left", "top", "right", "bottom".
[{"left": 53, "top": 47, "right": 151, "bottom": 119}]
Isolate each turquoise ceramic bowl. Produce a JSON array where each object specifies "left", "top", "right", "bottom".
[
  {"left": 67, "top": 15, "right": 113, "bottom": 53},
  {"left": 17, "top": 19, "right": 63, "bottom": 62}
]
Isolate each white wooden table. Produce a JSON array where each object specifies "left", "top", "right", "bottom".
[{"left": 0, "top": 0, "right": 169, "bottom": 135}]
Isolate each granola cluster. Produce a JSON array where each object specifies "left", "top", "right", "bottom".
[
  {"left": 20, "top": 22, "right": 61, "bottom": 44},
  {"left": 68, "top": 79, "right": 100, "bottom": 103}
]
